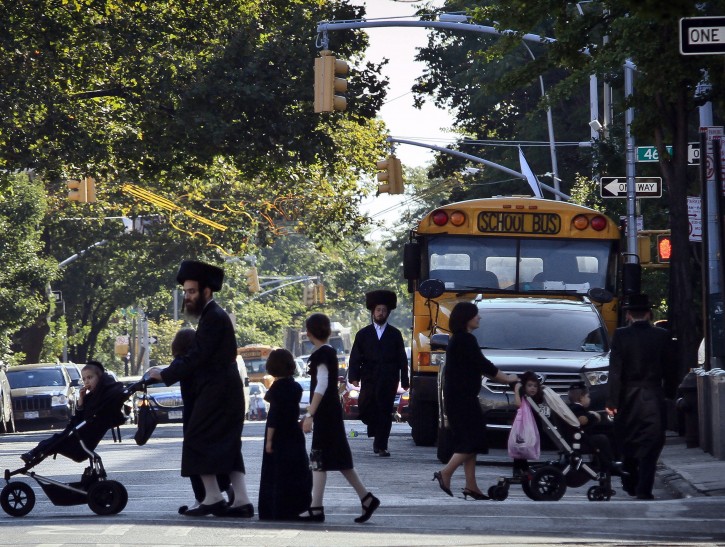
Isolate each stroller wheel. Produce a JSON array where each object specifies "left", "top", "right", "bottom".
[
  {"left": 521, "top": 476, "right": 536, "bottom": 501},
  {"left": 528, "top": 465, "right": 567, "bottom": 501},
  {"left": 587, "top": 485, "right": 612, "bottom": 501},
  {"left": 488, "top": 485, "right": 508, "bottom": 501},
  {"left": 87, "top": 480, "right": 128, "bottom": 515},
  {"left": 1, "top": 481, "right": 36, "bottom": 517}
]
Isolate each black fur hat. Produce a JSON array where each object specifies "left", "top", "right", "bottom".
[
  {"left": 365, "top": 289, "right": 397, "bottom": 311},
  {"left": 176, "top": 260, "right": 224, "bottom": 292}
]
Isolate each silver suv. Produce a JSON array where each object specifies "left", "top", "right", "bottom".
[
  {"left": 436, "top": 297, "right": 610, "bottom": 461},
  {"left": 6, "top": 363, "right": 77, "bottom": 430}
]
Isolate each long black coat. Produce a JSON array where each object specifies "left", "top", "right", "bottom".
[
  {"left": 607, "top": 320, "right": 678, "bottom": 459},
  {"left": 161, "top": 300, "right": 245, "bottom": 476},
  {"left": 258, "top": 377, "right": 312, "bottom": 520},
  {"left": 347, "top": 323, "right": 409, "bottom": 427},
  {"left": 444, "top": 331, "right": 499, "bottom": 454}
]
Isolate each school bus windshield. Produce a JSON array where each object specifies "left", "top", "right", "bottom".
[{"left": 425, "top": 235, "right": 616, "bottom": 294}]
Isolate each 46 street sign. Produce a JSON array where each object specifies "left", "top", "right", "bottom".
[{"left": 600, "top": 177, "right": 662, "bottom": 198}]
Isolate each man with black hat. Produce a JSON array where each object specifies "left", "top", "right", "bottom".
[
  {"left": 148, "top": 260, "right": 252, "bottom": 517},
  {"left": 348, "top": 290, "right": 409, "bottom": 457},
  {"left": 606, "top": 293, "right": 678, "bottom": 500}
]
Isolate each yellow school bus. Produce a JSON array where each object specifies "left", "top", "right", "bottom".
[
  {"left": 237, "top": 344, "right": 277, "bottom": 388},
  {"left": 402, "top": 197, "right": 623, "bottom": 446}
]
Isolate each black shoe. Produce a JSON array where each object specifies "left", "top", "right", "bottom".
[
  {"left": 354, "top": 492, "right": 380, "bottom": 523},
  {"left": 183, "top": 500, "right": 228, "bottom": 517},
  {"left": 378, "top": 449, "right": 390, "bottom": 457},
  {"left": 433, "top": 471, "right": 453, "bottom": 497},
  {"left": 299, "top": 506, "right": 325, "bottom": 522},
  {"left": 178, "top": 502, "right": 199, "bottom": 515},
  {"left": 373, "top": 448, "right": 380, "bottom": 454},
  {"left": 462, "top": 488, "right": 489, "bottom": 500},
  {"left": 225, "top": 503, "right": 254, "bottom": 518}
]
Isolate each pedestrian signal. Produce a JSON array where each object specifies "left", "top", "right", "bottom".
[{"left": 656, "top": 234, "right": 672, "bottom": 263}]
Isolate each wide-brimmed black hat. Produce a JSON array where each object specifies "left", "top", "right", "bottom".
[
  {"left": 622, "top": 293, "right": 652, "bottom": 311},
  {"left": 365, "top": 289, "right": 397, "bottom": 311},
  {"left": 176, "top": 260, "right": 224, "bottom": 292}
]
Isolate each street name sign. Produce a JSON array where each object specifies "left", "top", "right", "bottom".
[
  {"left": 600, "top": 177, "right": 662, "bottom": 198},
  {"left": 680, "top": 16, "right": 725, "bottom": 55},
  {"left": 636, "top": 143, "right": 700, "bottom": 165}
]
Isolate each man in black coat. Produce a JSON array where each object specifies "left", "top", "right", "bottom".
[
  {"left": 149, "top": 260, "right": 252, "bottom": 518},
  {"left": 348, "top": 290, "right": 409, "bottom": 457},
  {"left": 606, "top": 294, "right": 678, "bottom": 500}
]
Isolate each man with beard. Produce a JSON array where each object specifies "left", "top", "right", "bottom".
[
  {"left": 149, "top": 260, "right": 252, "bottom": 517},
  {"left": 606, "top": 293, "right": 678, "bottom": 500},
  {"left": 348, "top": 290, "right": 409, "bottom": 457}
]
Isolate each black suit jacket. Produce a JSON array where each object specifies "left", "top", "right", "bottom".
[{"left": 348, "top": 323, "right": 409, "bottom": 388}]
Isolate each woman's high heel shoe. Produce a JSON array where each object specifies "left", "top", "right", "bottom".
[
  {"left": 433, "top": 471, "right": 453, "bottom": 497},
  {"left": 462, "top": 488, "right": 489, "bottom": 500}
]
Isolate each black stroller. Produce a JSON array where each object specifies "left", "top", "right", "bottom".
[
  {"left": 488, "top": 386, "right": 616, "bottom": 502},
  {"left": 1, "top": 374, "right": 151, "bottom": 517}
]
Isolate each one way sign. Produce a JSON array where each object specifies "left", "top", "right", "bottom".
[{"left": 600, "top": 177, "right": 662, "bottom": 198}]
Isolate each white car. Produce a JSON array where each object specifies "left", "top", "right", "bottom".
[
  {"left": 246, "top": 382, "right": 269, "bottom": 421},
  {"left": 297, "top": 377, "right": 312, "bottom": 418}
]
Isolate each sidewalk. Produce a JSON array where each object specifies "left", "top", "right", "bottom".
[{"left": 659, "top": 431, "right": 725, "bottom": 498}]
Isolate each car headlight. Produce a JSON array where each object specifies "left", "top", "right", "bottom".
[
  {"left": 584, "top": 370, "right": 609, "bottom": 385},
  {"left": 349, "top": 390, "right": 359, "bottom": 398},
  {"left": 51, "top": 394, "right": 68, "bottom": 406}
]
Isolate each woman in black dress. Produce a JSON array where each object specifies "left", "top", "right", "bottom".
[
  {"left": 433, "top": 302, "right": 518, "bottom": 500},
  {"left": 300, "top": 313, "right": 380, "bottom": 524},
  {"left": 258, "top": 349, "right": 312, "bottom": 520}
]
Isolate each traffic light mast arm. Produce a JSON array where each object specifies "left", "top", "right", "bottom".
[{"left": 250, "top": 276, "right": 319, "bottom": 298}]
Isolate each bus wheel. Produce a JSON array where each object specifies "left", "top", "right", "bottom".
[{"left": 410, "top": 401, "right": 437, "bottom": 446}]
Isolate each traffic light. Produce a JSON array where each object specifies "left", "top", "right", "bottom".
[
  {"left": 657, "top": 233, "right": 672, "bottom": 263},
  {"left": 376, "top": 155, "right": 404, "bottom": 195},
  {"left": 315, "top": 283, "right": 325, "bottom": 304},
  {"left": 303, "top": 283, "right": 316, "bottom": 307},
  {"left": 637, "top": 235, "right": 651, "bottom": 264},
  {"left": 245, "top": 267, "right": 261, "bottom": 293},
  {"left": 314, "top": 50, "right": 349, "bottom": 113},
  {"left": 67, "top": 177, "right": 97, "bottom": 203}
]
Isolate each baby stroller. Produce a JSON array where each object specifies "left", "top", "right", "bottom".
[
  {"left": 1, "top": 374, "right": 151, "bottom": 517},
  {"left": 487, "top": 387, "right": 616, "bottom": 502}
]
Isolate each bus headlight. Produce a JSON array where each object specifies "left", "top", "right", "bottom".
[{"left": 430, "top": 353, "right": 446, "bottom": 368}]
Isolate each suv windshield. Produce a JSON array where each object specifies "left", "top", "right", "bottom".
[
  {"left": 475, "top": 304, "right": 608, "bottom": 352},
  {"left": 7, "top": 369, "right": 66, "bottom": 388}
]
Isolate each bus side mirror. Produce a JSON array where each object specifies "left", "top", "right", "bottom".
[
  {"left": 588, "top": 287, "right": 614, "bottom": 304},
  {"left": 403, "top": 242, "right": 421, "bottom": 280},
  {"left": 419, "top": 279, "right": 445, "bottom": 300},
  {"left": 430, "top": 333, "right": 449, "bottom": 351}
]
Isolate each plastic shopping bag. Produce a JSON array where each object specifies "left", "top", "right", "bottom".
[{"left": 507, "top": 398, "right": 540, "bottom": 460}]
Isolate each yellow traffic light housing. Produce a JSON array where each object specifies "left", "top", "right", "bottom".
[
  {"left": 314, "top": 50, "right": 349, "bottom": 113},
  {"left": 67, "top": 177, "right": 97, "bottom": 203},
  {"left": 376, "top": 155, "right": 404, "bottom": 195},
  {"left": 637, "top": 235, "right": 651, "bottom": 264},
  {"left": 657, "top": 234, "right": 672, "bottom": 263},
  {"left": 245, "top": 267, "right": 261, "bottom": 293},
  {"left": 315, "top": 283, "right": 325, "bottom": 304},
  {"left": 303, "top": 283, "right": 316, "bottom": 307}
]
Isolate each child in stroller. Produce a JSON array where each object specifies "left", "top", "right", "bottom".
[
  {"left": 2, "top": 361, "right": 145, "bottom": 517},
  {"left": 20, "top": 361, "right": 126, "bottom": 464},
  {"left": 488, "top": 382, "right": 620, "bottom": 502}
]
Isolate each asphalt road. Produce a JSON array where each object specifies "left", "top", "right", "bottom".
[{"left": 0, "top": 420, "right": 723, "bottom": 546}]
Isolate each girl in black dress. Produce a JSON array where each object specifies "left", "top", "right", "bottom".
[
  {"left": 258, "top": 349, "right": 312, "bottom": 520},
  {"left": 433, "top": 302, "right": 518, "bottom": 500},
  {"left": 300, "top": 313, "right": 380, "bottom": 523}
]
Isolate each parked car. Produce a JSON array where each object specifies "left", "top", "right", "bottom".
[
  {"left": 137, "top": 368, "right": 183, "bottom": 423},
  {"left": 62, "top": 362, "right": 83, "bottom": 390},
  {"left": 340, "top": 380, "right": 409, "bottom": 421},
  {"left": 0, "top": 363, "right": 16, "bottom": 433},
  {"left": 297, "top": 377, "right": 311, "bottom": 418},
  {"left": 118, "top": 375, "right": 143, "bottom": 424},
  {"left": 435, "top": 297, "right": 611, "bottom": 462},
  {"left": 246, "top": 382, "right": 269, "bottom": 421},
  {"left": 6, "top": 363, "right": 77, "bottom": 430}
]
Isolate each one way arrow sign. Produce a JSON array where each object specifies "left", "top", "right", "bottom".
[{"left": 600, "top": 176, "right": 662, "bottom": 198}]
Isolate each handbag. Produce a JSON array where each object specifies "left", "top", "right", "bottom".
[
  {"left": 507, "top": 398, "right": 541, "bottom": 460},
  {"left": 134, "top": 389, "right": 159, "bottom": 446}
]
